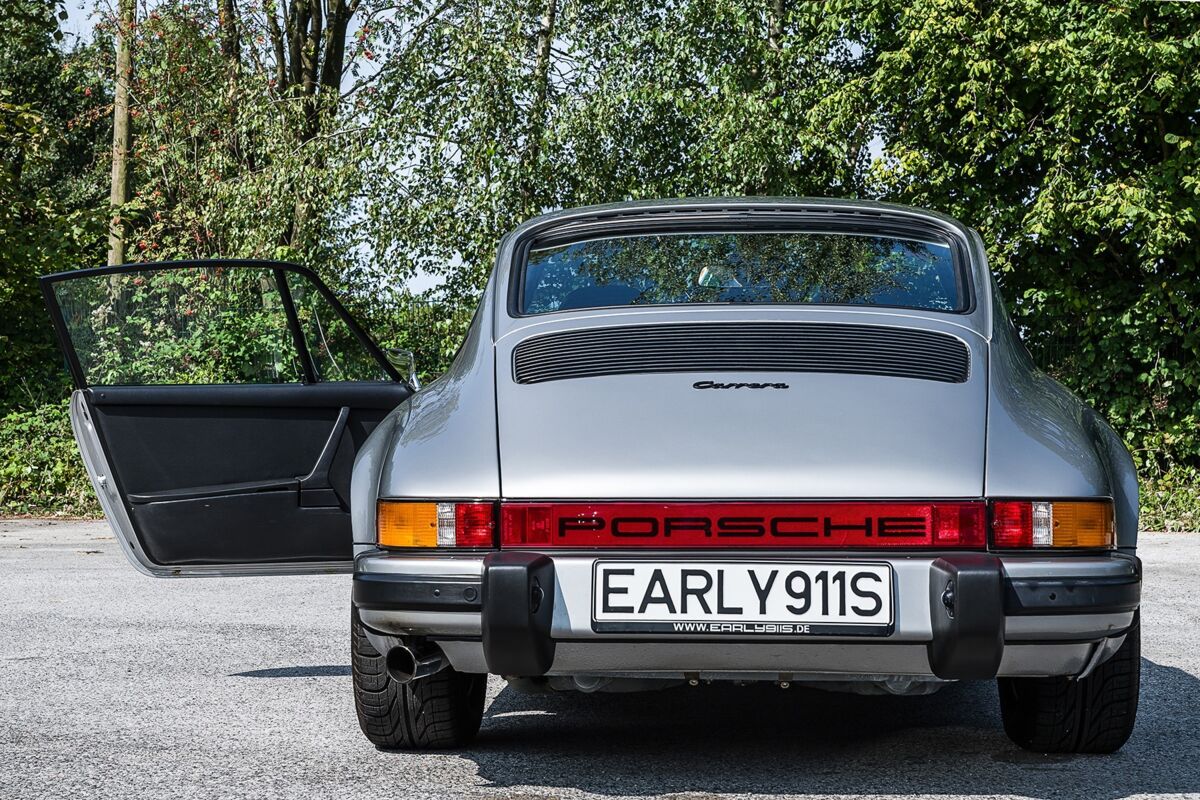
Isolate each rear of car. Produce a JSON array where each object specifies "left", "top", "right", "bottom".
[
  {"left": 42, "top": 200, "right": 1137, "bottom": 755},
  {"left": 350, "top": 200, "right": 1140, "bottom": 754}
]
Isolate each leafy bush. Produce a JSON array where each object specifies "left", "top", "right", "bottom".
[
  {"left": 1139, "top": 463, "right": 1200, "bottom": 533},
  {"left": 0, "top": 401, "right": 100, "bottom": 517},
  {"left": 1, "top": 1, "right": 1198, "bottom": 530}
]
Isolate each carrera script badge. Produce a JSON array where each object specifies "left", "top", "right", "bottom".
[{"left": 693, "top": 380, "right": 789, "bottom": 390}]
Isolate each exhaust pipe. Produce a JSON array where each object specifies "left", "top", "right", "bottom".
[{"left": 385, "top": 642, "right": 448, "bottom": 684}]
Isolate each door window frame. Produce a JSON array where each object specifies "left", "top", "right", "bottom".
[{"left": 40, "top": 259, "right": 403, "bottom": 390}]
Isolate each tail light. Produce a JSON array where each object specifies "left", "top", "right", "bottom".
[
  {"left": 499, "top": 502, "right": 987, "bottom": 549},
  {"left": 376, "top": 499, "right": 1113, "bottom": 550},
  {"left": 990, "top": 500, "right": 1114, "bottom": 549},
  {"left": 376, "top": 501, "right": 496, "bottom": 549}
]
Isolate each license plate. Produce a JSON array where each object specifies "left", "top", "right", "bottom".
[{"left": 591, "top": 561, "right": 893, "bottom": 636}]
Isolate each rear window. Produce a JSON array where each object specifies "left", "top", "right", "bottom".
[{"left": 519, "top": 231, "right": 964, "bottom": 315}]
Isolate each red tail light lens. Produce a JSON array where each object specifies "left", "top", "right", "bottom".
[
  {"left": 933, "top": 502, "right": 987, "bottom": 546},
  {"left": 453, "top": 502, "right": 499, "bottom": 547},
  {"left": 990, "top": 501, "right": 1033, "bottom": 548},
  {"left": 990, "top": 500, "right": 1114, "bottom": 549},
  {"left": 500, "top": 502, "right": 986, "bottom": 549},
  {"left": 499, "top": 504, "right": 556, "bottom": 546}
]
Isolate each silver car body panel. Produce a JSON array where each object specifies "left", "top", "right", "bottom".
[
  {"left": 378, "top": 277, "right": 502, "bottom": 501},
  {"left": 366, "top": 197, "right": 1137, "bottom": 543},
  {"left": 494, "top": 307, "right": 988, "bottom": 499},
  {"left": 69, "top": 389, "right": 156, "bottom": 577},
  {"left": 350, "top": 274, "right": 502, "bottom": 550},
  {"left": 984, "top": 291, "right": 1140, "bottom": 546},
  {"left": 433, "top": 641, "right": 1099, "bottom": 679}
]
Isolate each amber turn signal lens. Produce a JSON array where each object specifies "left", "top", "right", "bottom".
[
  {"left": 377, "top": 501, "right": 438, "bottom": 548},
  {"left": 1047, "top": 501, "right": 1114, "bottom": 548}
]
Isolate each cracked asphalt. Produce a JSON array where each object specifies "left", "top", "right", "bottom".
[{"left": 2, "top": 519, "right": 1198, "bottom": 800}]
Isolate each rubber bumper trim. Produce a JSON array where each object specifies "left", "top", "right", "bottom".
[
  {"left": 481, "top": 552, "right": 556, "bottom": 676},
  {"left": 352, "top": 572, "right": 482, "bottom": 612},
  {"left": 1003, "top": 574, "right": 1141, "bottom": 616},
  {"left": 928, "top": 554, "right": 1005, "bottom": 680}
]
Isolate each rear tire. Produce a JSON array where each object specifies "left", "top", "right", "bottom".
[
  {"left": 351, "top": 608, "right": 487, "bottom": 749},
  {"left": 998, "top": 617, "right": 1140, "bottom": 753}
]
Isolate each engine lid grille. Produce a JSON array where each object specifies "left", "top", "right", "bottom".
[{"left": 512, "top": 322, "right": 970, "bottom": 384}]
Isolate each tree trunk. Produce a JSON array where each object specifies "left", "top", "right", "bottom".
[
  {"left": 275, "top": 0, "right": 359, "bottom": 250},
  {"left": 107, "top": 0, "right": 135, "bottom": 266},
  {"left": 219, "top": 0, "right": 240, "bottom": 61},
  {"left": 520, "top": 0, "right": 556, "bottom": 215},
  {"left": 768, "top": 0, "right": 784, "bottom": 51},
  {"left": 219, "top": 0, "right": 245, "bottom": 167}
]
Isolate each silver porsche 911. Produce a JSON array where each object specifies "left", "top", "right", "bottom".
[{"left": 43, "top": 198, "right": 1141, "bottom": 754}]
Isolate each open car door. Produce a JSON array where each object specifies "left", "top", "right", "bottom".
[{"left": 41, "top": 260, "right": 411, "bottom": 576}]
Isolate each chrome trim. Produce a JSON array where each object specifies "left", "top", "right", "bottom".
[
  {"left": 355, "top": 551, "right": 486, "bottom": 577},
  {"left": 1004, "top": 612, "right": 1135, "bottom": 641},
  {"left": 359, "top": 609, "right": 481, "bottom": 638},
  {"left": 999, "top": 554, "right": 1139, "bottom": 580}
]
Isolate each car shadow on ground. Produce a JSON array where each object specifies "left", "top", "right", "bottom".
[
  {"left": 231, "top": 665, "right": 352, "bottom": 678},
  {"left": 439, "top": 658, "right": 1199, "bottom": 799}
]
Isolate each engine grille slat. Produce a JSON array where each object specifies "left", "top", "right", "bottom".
[{"left": 512, "top": 322, "right": 971, "bottom": 384}]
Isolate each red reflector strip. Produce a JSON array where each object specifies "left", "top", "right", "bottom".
[{"left": 499, "top": 502, "right": 986, "bottom": 548}]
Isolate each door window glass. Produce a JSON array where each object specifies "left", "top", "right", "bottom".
[
  {"left": 52, "top": 265, "right": 303, "bottom": 385},
  {"left": 285, "top": 272, "right": 390, "bottom": 382}
]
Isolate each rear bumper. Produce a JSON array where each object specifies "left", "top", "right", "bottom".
[{"left": 352, "top": 550, "right": 1139, "bottom": 680}]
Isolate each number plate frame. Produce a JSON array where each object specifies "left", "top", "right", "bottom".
[{"left": 591, "top": 560, "right": 896, "bottom": 637}]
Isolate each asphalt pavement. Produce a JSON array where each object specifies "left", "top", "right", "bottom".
[{"left": 2, "top": 519, "right": 1198, "bottom": 800}]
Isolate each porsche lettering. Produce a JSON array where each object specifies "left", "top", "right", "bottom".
[{"left": 559, "top": 515, "right": 929, "bottom": 539}]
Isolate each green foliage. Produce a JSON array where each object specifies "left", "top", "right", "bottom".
[
  {"left": 50, "top": 264, "right": 392, "bottom": 385},
  {"left": 54, "top": 266, "right": 303, "bottom": 385},
  {"left": 1140, "top": 464, "right": 1200, "bottom": 533},
  {"left": 0, "top": 1, "right": 108, "bottom": 411},
  {"left": 843, "top": 0, "right": 1200, "bottom": 476},
  {"left": 0, "top": 401, "right": 99, "bottom": 517},
  {"left": 83, "top": 2, "right": 361, "bottom": 273},
  {"left": 1, "top": 0, "right": 1199, "bottom": 528},
  {"left": 358, "top": 295, "right": 478, "bottom": 387}
]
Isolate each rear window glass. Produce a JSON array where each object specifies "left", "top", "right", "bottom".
[{"left": 519, "top": 231, "right": 964, "bottom": 315}]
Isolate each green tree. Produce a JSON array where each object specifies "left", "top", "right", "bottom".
[
  {"left": 89, "top": 1, "right": 366, "bottom": 271},
  {"left": 3, "top": 0, "right": 1199, "bottom": 528},
  {"left": 839, "top": 0, "right": 1200, "bottom": 478},
  {"left": 0, "top": 0, "right": 108, "bottom": 412},
  {"left": 359, "top": 1, "right": 876, "bottom": 305}
]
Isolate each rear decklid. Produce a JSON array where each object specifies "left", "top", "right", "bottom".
[{"left": 495, "top": 310, "right": 987, "bottom": 500}]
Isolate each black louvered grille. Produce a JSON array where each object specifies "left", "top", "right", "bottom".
[{"left": 512, "top": 322, "right": 970, "bottom": 384}]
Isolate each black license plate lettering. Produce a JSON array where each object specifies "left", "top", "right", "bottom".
[{"left": 850, "top": 570, "right": 885, "bottom": 616}]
